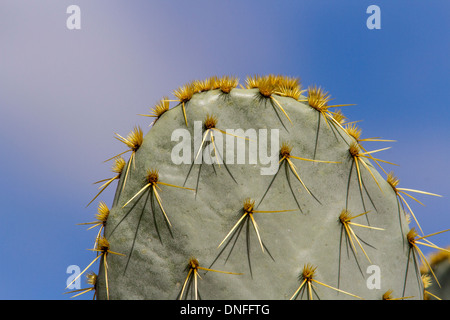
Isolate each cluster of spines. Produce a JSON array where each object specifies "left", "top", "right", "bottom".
[{"left": 70, "top": 74, "right": 448, "bottom": 300}]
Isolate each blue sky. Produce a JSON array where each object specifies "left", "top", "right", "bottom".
[{"left": 0, "top": 1, "right": 448, "bottom": 299}]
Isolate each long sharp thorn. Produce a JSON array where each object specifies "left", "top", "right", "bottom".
[
  {"left": 218, "top": 213, "right": 248, "bottom": 248},
  {"left": 122, "top": 183, "right": 150, "bottom": 208},
  {"left": 182, "top": 102, "right": 188, "bottom": 126},
  {"left": 153, "top": 185, "right": 172, "bottom": 227},
  {"left": 249, "top": 214, "right": 264, "bottom": 252},
  {"left": 271, "top": 96, "right": 292, "bottom": 124}
]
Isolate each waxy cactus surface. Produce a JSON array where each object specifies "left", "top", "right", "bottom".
[{"left": 70, "top": 75, "right": 449, "bottom": 300}]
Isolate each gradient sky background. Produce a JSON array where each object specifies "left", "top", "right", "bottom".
[{"left": 0, "top": 1, "right": 449, "bottom": 299}]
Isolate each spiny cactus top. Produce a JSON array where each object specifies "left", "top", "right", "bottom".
[{"left": 71, "top": 74, "right": 449, "bottom": 300}]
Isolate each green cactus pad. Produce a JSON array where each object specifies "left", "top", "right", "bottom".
[{"left": 76, "top": 75, "right": 446, "bottom": 300}]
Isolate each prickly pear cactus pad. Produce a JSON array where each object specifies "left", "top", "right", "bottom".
[
  {"left": 70, "top": 75, "right": 449, "bottom": 300},
  {"left": 421, "top": 247, "right": 450, "bottom": 300}
]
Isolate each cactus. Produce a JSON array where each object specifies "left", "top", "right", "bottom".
[
  {"left": 69, "top": 75, "right": 449, "bottom": 300},
  {"left": 421, "top": 246, "right": 450, "bottom": 300}
]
